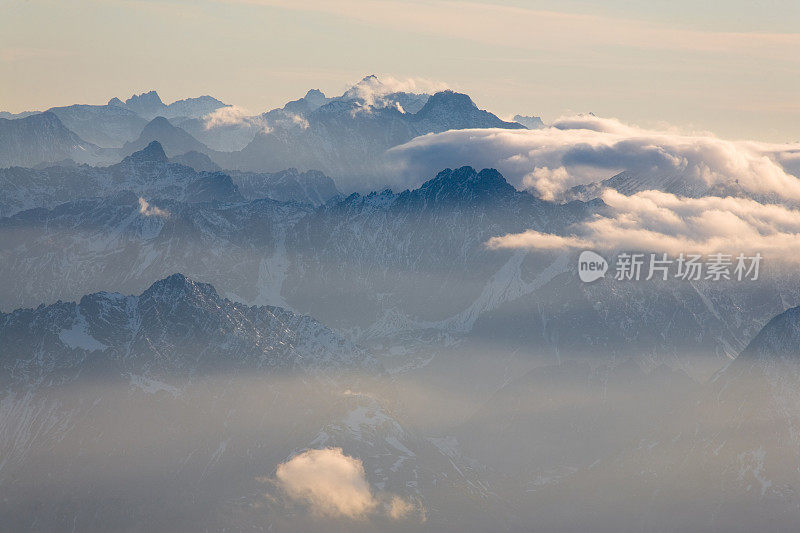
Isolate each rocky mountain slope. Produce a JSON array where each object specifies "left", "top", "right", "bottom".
[{"left": 0, "top": 273, "right": 377, "bottom": 382}]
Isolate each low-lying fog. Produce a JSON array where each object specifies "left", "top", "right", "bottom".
[{"left": 3, "top": 344, "right": 799, "bottom": 533}]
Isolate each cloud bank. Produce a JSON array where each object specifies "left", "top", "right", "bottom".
[
  {"left": 487, "top": 189, "right": 800, "bottom": 261},
  {"left": 388, "top": 115, "right": 800, "bottom": 201},
  {"left": 274, "top": 447, "right": 418, "bottom": 520}
]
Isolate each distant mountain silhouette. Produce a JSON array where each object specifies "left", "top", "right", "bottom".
[
  {"left": 109, "top": 90, "right": 228, "bottom": 119},
  {"left": 0, "top": 112, "right": 104, "bottom": 168},
  {"left": 121, "top": 117, "right": 210, "bottom": 157}
]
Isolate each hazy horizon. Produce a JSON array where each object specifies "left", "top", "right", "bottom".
[{"left": 2, "top": 0, "right": 799, "bottom": 142}]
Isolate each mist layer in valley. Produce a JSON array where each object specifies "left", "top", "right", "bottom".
[{"left": 2, "top": 274, "right": 800, "bottom": 532}]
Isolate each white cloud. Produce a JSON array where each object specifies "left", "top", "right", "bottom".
[
  {"left": 202, "top": 104, "right": 309, "bottom": 134},
  {"left": 202, "top": 105, "right": 253, "bottom": 129},
  {"left": 276, "top": 447, "right": 375, "bottom": 519},
  {"left": 274, "top": 448, "right": 418, "bottom": 521},
  {"left": 487, "top": 189, "right": 800, "bottom": 262},
  {"left": 346, "top": 75, "right": 448, "bottom": 100},
  {"left": 487, "top": 230, "right": 590, "bottom": 251},
  {"left": 344, "top": 75, "right": 449, "bottom": 112},
  {"left": 201, "top": 105, "right": 277, "bottom": 132},
  {"left": 387, "top": 495, "right": 415, "bottom": 520},
  {"left": 387, "top": 115, "right": 800, "bottom": 201},
  {"left": 138, "top": 197, "right": 169, "bottom": 218}
]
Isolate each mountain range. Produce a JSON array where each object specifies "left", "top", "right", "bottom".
[
  {"left": 0, "top": 141, "right": 338, "bottom": 217},
  {"left": 2, "top": 160, "right": 797, "bottom": 380},
  {"left": 1, "top": 273, "right": 377, "bottom": 383},
  {"left": 108, "top": 90, "right": 228, "bottom": 120},
  {"left": 222, "top": 86, "right": 525, "bottom": 190},
  {"left": 0, "top": 77, "right": 529, "bottom": 193},
  {"left": 3, "top": 76, "right": 800, "bottom": 531}
]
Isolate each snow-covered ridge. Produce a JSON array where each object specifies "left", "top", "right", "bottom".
[{"left": 0, "top": 273, "right": 378, "bottom": 386}]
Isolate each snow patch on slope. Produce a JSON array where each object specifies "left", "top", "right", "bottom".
[{"left": 59, "top": 311, "right": 108, "bottom": 351}]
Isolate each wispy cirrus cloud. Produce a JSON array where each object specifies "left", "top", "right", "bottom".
[{"left": 223, "top": 0, "right": 800, "bottom": 58}]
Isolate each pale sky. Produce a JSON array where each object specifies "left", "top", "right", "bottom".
[{"left": 1, "top": 0, "right": 798, "bottom": 142}]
